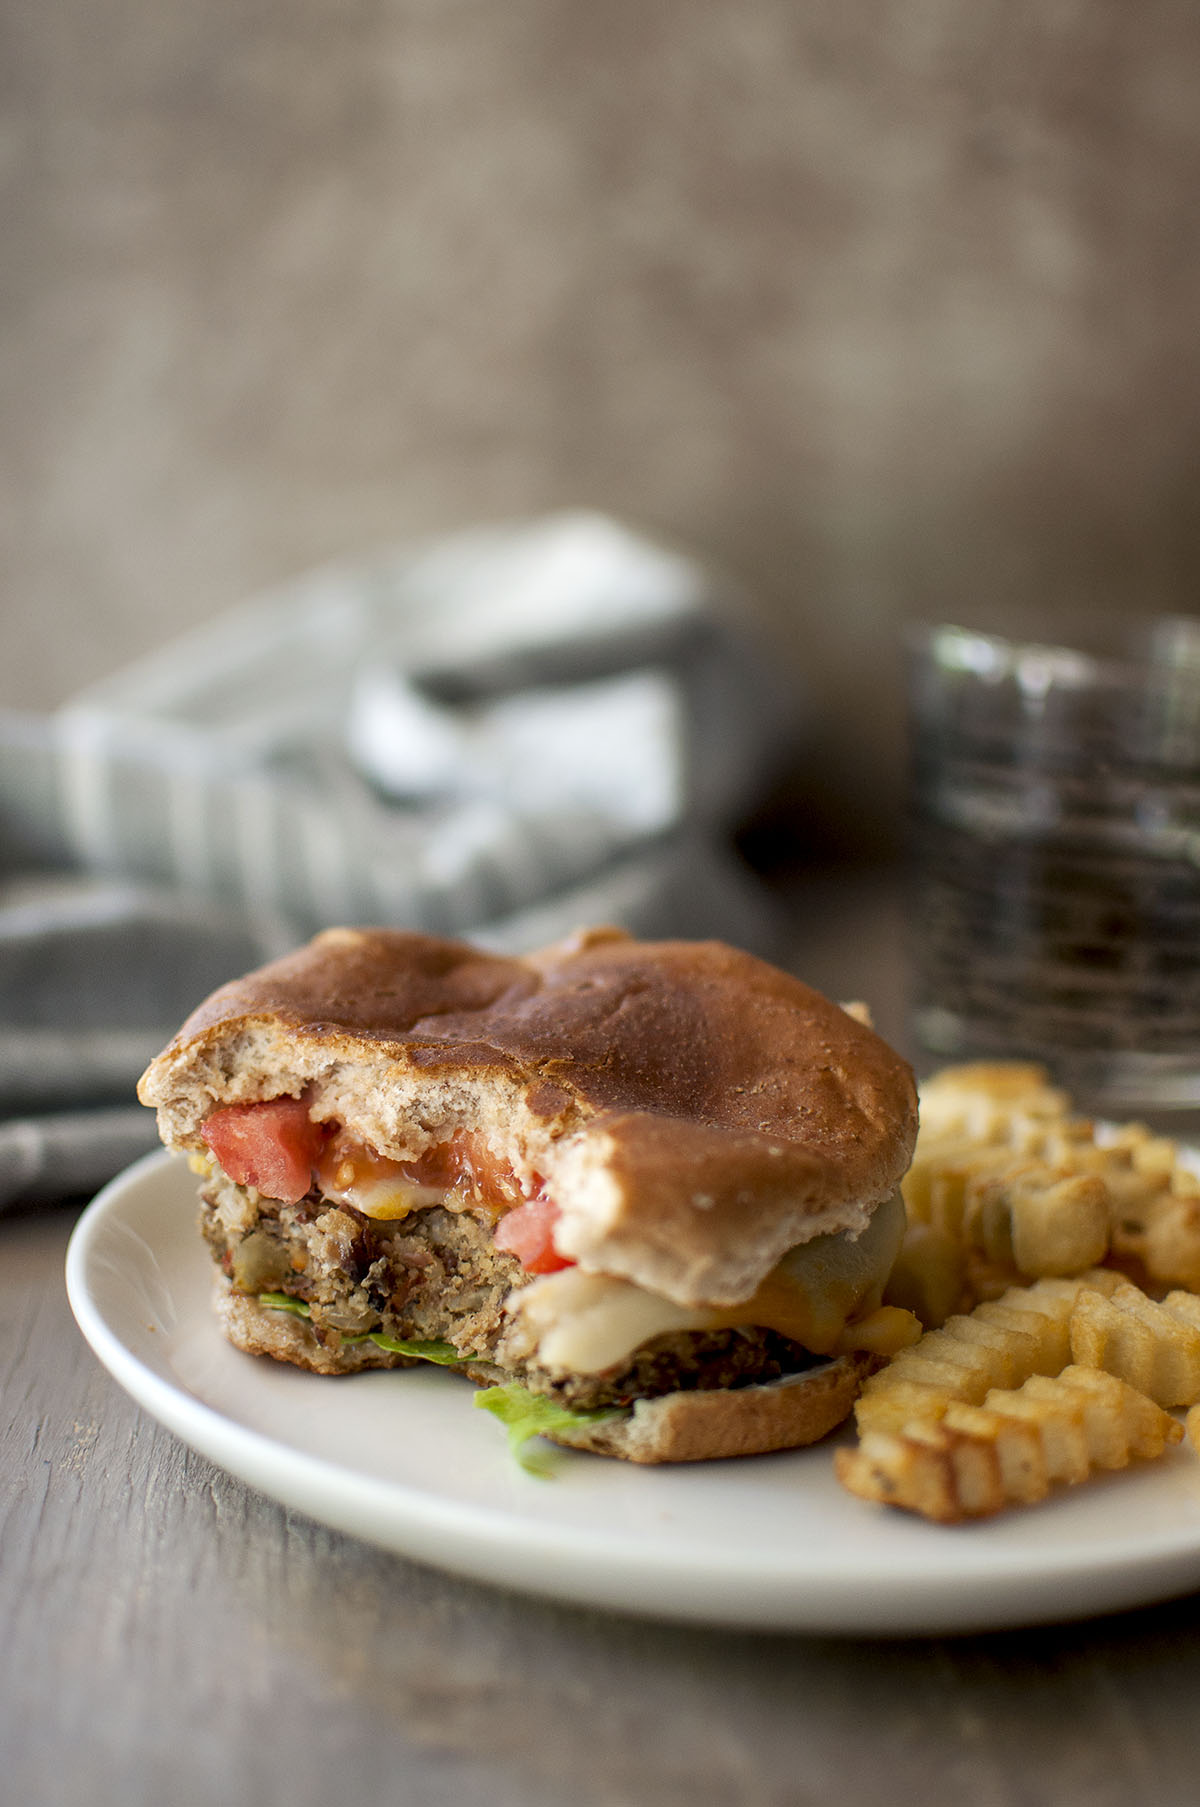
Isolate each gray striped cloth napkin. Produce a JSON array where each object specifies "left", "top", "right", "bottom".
[{"left": 0, "top": 512, "right": 798, "bottom": 1207}]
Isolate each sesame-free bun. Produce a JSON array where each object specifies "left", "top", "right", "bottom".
[
  {"left": 548, "top": 1351, "right": 880, "bottom": 1462},
  {"left": 139, "top": 926, "right": 917, "bottom": 1309}
]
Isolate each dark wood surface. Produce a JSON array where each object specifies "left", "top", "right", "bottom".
[{"left": 6, "top": 873, "right": 1200, "bottom": 1807}]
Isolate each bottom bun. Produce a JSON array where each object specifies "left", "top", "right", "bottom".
[
  {"left": 214, "top": 1279, "right": 504, "bottom": 1381},
  {"left": 215, "top": 1279, "right": 878, "bottom": 1464},
  {"left": 216, "top": 1281, "right": 405, "bottom": 1374},
  {"left": 544, "top": 1352, "right": 880, "bottom": 1464}
]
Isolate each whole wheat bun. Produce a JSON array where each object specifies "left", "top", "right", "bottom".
[
  {"left": 139, "top": 925, "right": 917, "bottom": 1310},
  {"left": 549, "top": 1351, "right": 880, "bottom": 1462},
  {"left": 214, "top": 1276, "right": 878, "bottom": 1463}
]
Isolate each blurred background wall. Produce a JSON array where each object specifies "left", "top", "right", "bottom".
[{"left": 3, "top": 0, "right": 1199, "bottom": 856}]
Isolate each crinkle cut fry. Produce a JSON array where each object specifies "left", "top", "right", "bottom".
[
  {"left": 834, "top": 1366, "right": 1182, "bottom": 1522},
  {"left": 912, "top": 1062, "right": 1073, "bottom": 1141},
  {"left": 903, "top": 1143, "right": 1109, "bottom": 1277},
  {"left": 911, "top": 1061, "right": 1200, "bottom": 1293},
  {"left": 854, "top": 1272, "right": 1121, "bottom": 1435},
  {"left": 1069, "top": 1281, "right": 1200, "bottom": 1408}
]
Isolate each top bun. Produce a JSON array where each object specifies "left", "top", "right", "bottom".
[{"left": 138, "top": 925, "right": 917, "bottom": 1309}]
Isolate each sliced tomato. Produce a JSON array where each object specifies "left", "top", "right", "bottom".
[
  {"left": 399, "top": 1133, "right": 523, "bottom": 1206},
  {"left": 492, "top": 1196, "right": 574, "bottom": 1274},
  {"left": 201, "top": 1098, "right": 324, "bottom": 1204}
]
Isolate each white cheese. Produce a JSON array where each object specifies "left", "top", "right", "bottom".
[
  {"left": 505, "top": 1190, "right": 907, "bottom": 1375},
  {"left": 329, "top": 1176, "right": 447, "bottom": 1221},
  {"left": 512, "top": 1268, "right": 712, "bottom": 1373}
]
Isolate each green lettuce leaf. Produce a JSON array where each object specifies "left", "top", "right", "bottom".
[
  {"left": 254, "top": 1295, "right": 624, "bottom": 1467},
  {"left": 257, "top": 1291, "right": 312, "bottom": 1317},
  {"left": 255, "top": 1296, "right": 458, "bottom": 1365},
  {"left": 365, "top": 1333, "right": 460, "bottom": 1364},
  {"left": 474, "top": 1382, "right": 627, "bottom": 1473}
]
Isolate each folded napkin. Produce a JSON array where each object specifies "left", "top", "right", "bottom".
[{"left": 0, "top": 511, "right": 798, "bottom": 1207}]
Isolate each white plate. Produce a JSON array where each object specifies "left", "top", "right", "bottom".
[{"left": 66, "top": 1151, "right": 1200, "bottom": 1637}]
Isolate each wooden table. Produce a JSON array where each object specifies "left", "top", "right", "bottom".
[{"left": 5, "top": 873, "right": 1200, "bottom": 1807}]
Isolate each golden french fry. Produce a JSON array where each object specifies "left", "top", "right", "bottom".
[
  {"left": 1138, "top": 1190, "right": 1200, "bottom": 1295},
  {"left": 1047, "top": 1365, "right": 1177, "bottom": 1464},
  {"left": 856, "top": 1061, "right": 1200, "bottom": 1523},
  {"left": 915, "top": 1062, "right": 1072, "bottom": 1139},
  {"left": 978, "top": 1382, "right": 1090, "bottom": 1484},
  {"left": 1164, "top": 1290, "right": 1200, "bottom": 1330},
  {"left": 834, "top": 1423, "right": 981, "bottom": 1522},
  {"left": 1005, "top": 1173, "right": 1110, "bottom": 1277},
  {"left": 854, "top": 1274, "right": 1117, "bottom": 1434},
  {"left": 852, "top": 1378, "right": 967, "bottom": 1436},
  {"left": 917, "top": 1313, "right": 1039, "bottom": 1388},
  {"left": 975, "top": 1301, "right": 1069, "bottom": 1366},
  {"left": 836, "top": 1365, "right": 1181, "bottom": 1522},
  {"left": 1069, "top": 1282, "right": 1200, "bottom": 1407},
  {"left": 907, "top": 1062, "right": 1200, "bottom": 1297},
  {"left": 877, "top": 1350, "right": 996, "bottom": 1395},
  {"left": 904, "top": 1071, "right": 1112, "bottom": 1282},
  {"left": 940, "top": 1400, "right": 1049, "bottom": 1503},
  {"left": 971, "top": 1298, "right": 1072, "bottom": 1372}
]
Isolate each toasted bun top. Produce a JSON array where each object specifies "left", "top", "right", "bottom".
[{"left": 138, "top": 925, "right": 917, "bottom": 1308}]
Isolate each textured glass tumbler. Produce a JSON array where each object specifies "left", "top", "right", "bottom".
[{"left": 907, "top": 621, "right": 1200, "bottom": 1116}]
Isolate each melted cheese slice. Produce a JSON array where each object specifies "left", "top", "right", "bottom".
[
  {"left": 338, "top": 1177, "right": 446, "bottom": 1221},
  {"left": 507, "top": 1190, "right": 914, "bottom": 1374}
]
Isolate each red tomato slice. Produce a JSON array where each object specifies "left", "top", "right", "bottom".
[
  {"left": 492, "top": 1196, "right": 574, "bottom": 1274},
  {"left": 395, "top": 1133, "right": 523, "bottom": 1206},
  {"left": 201, "top": 1098, "right": 323, "bottom": 1204}
]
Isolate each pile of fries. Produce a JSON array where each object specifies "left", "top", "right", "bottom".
[{"left": 835, "top": 1062, "right": 1200, "bottom": 1522}]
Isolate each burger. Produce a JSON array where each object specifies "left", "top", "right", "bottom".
[{"left": 137, "top": 925, "right": 919, "bottom": 1463}]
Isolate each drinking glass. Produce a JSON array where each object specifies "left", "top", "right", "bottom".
[{"left": 907, "top": 619, "right": 1200, "bottom": 1119}]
